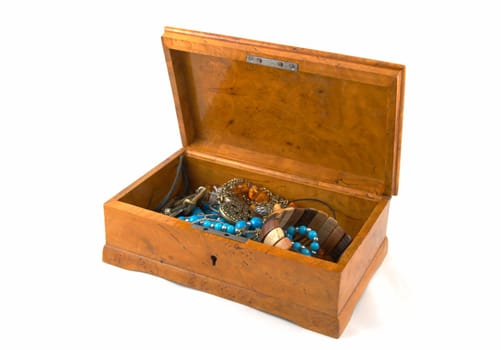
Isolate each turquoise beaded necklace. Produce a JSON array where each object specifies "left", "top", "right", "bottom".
[{"left": 179, "top": 202, "right": 321, "bottom": 257}]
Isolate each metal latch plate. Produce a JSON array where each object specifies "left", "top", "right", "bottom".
[{"left": 246, "top": 55, "right": 298, "bottom": 72}]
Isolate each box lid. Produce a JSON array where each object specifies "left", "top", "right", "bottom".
[{"left": 162, "top": 27, "right": 405, "bottom": 197}]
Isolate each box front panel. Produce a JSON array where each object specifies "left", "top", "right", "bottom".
[{"left": 104, "top": 201, "right": 341, "bottom": 316}]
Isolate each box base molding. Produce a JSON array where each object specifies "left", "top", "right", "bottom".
[{"left": 103, "top": 237, "right": 387, "bottom": 338}]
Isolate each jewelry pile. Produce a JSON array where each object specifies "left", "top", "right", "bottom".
[{"left": 158, "top": 176, "right": 352, "bottom": 262}]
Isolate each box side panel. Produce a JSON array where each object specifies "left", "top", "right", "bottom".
[
  {"left": 338, "top": 237, "right": 388, "bottom": 335},
  {"left": 338, "top": 199, "right": 390, "bottom": 311},
  {"left": 103, "top": 200, "right": 341, "bottom": 316}
]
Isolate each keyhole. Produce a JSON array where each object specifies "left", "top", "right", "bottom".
[{"left": 210, "top": 255, "right": 217, "bottom": 266}]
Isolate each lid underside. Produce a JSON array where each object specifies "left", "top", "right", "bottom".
[{"left": 162, "top": 27, "right": 405, "bottom": 196}]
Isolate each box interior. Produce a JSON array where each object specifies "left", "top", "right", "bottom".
[{"left": 119, "top": 153, "right": 380, "bottom": 242}]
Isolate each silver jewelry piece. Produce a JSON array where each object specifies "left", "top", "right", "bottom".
[{"left": 162, "top": 186, "right": 207, "bottom": 216}]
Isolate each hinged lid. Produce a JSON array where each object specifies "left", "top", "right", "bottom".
[{"left": 162, "top": 27, "right": 405, "bottom": 197}]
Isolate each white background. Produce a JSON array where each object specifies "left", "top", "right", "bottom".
[{"left": 1, "top": 1, "right": 500, "bottom": 349}]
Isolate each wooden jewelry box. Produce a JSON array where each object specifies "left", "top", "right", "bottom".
[{"left": 103, "top": 27, "right": 405, "bottom": 338}]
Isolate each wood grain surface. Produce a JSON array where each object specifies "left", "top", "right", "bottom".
[
  {"left": 162, "top": 26, "right": 405, "bottom": 196},
  {"left": 103, "top": 27, "right": 404, "bottom": 338}
]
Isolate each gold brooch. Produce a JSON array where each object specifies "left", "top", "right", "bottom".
[{"left": 217, "top": 178, "right": 288, "bottom": 223}]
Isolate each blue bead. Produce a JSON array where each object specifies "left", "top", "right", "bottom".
[
  {"left": 214, "top": 222, "right": 223, "bottom": 231},
  {"left": 307, "top": 230, "right": 318, "bottom": 240},
  {"left": 292, "top": 242, "right": 301, "bottom": 251},
  {"left": 298, "top": 225, "right": 307, "bottom": 235},
  {"left": 235, "top": 220, "right": 247, "bottom": 231},
  {"left": 226, "top": 225, "right": 235, "bottom": 234},
  {"left": 249, "top": 217, "right": 263, "bottom": 229},
  {"left": 310, "top": 241, "right": 320, "bottom": 251},
  {"left": 196, "top": 216, "right": 207, "bottom": 223},
  {"left": 178, "top": 216, "right": 186, "bottom": 221},
  {"left": 300, "top": 247, "right": 312, "bottom": 256},
  {"left": 287, "top": 226, "right": 296, "bottom": 236},
  {"left": 287, "top": 234, "right": 294, "bottom": 240},
  {"left": 192, "top": 207, "right": 204, "bottom": 215},
  {"left": 203, "top": 220, "right": 212, "bottom": 228}
]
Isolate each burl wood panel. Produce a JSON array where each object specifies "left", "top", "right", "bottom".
[
  {"left": 162, "top": 27, "right": 405, "bottom": 196},
  {"left": 175, "top": 51, "right": 389, "bottom": 184},
  {"left": 103, "top": 237, "right": 388, "bottom": 338}
]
